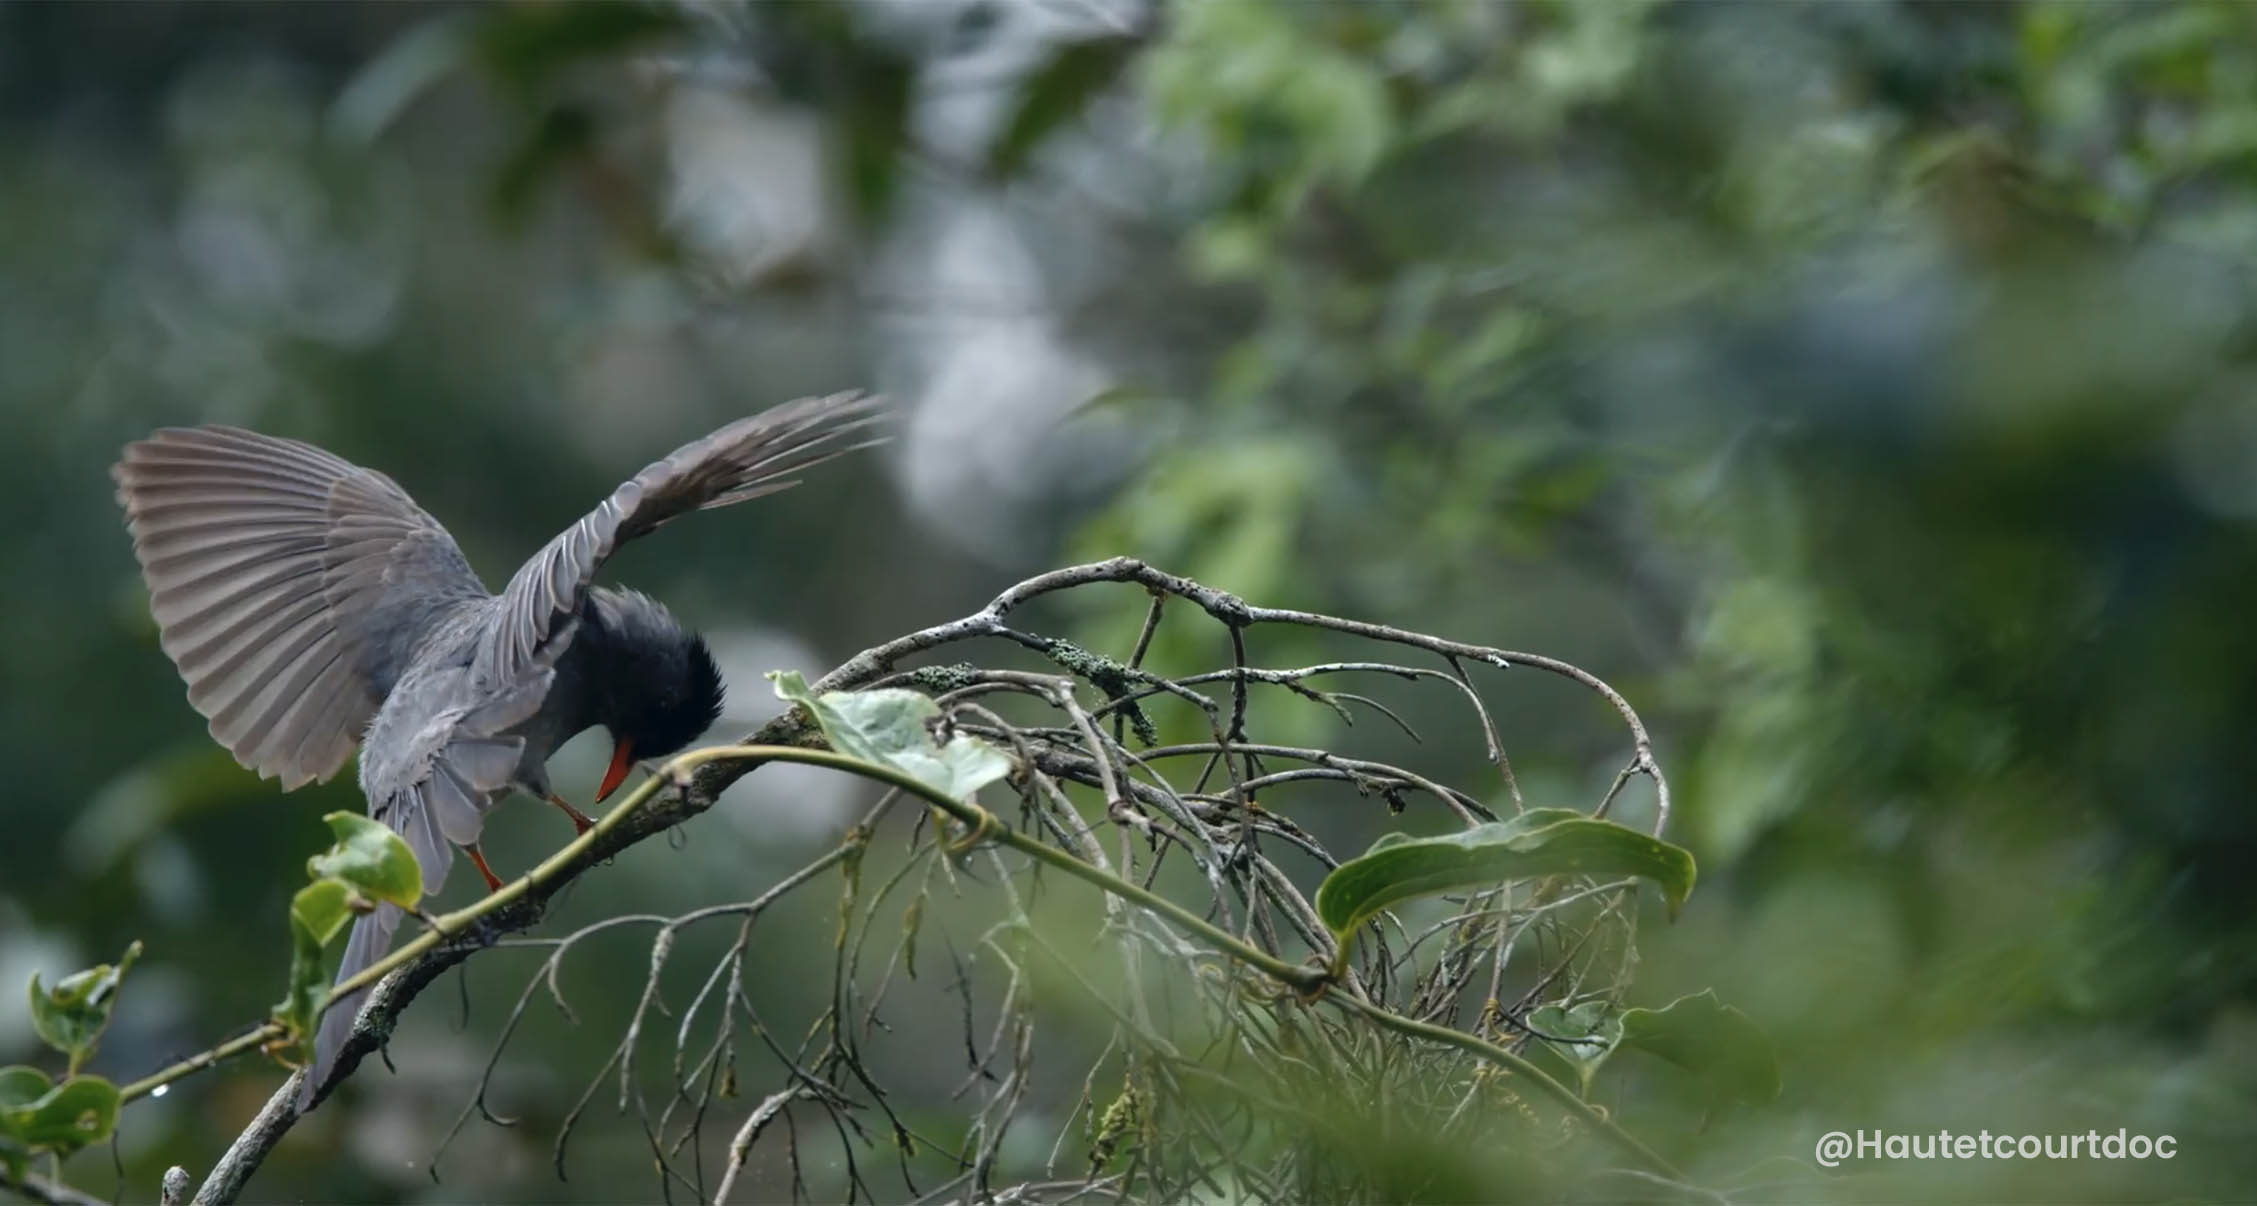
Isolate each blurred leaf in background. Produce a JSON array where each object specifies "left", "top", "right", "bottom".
[{"left": 7, "top": 0, "right": 2257, "bottom": 1200}]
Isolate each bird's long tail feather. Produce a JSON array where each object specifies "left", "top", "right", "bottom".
[{"left": 300, "top": 904, "right": 399, "bottom": 1112}]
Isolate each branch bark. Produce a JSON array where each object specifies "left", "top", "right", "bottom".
[
  {"left": 0, "top": 1169, "right": 109, "bottom": 1206},
  {"left": 179, "top": 712, "right": 823, "bottom": 1204},
  {"left": 110, "top": 558, "right": 1674, "bottom": 1203}
]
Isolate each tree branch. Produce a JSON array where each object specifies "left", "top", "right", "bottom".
[
  {"left": 0, "top": 1169, "right": 109, "bottom": 1206},
  {"left": 102, "top": 558, "right": 1678, "bottom": 1203}
]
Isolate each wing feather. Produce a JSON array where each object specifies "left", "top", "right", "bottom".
[
  {"left": 115, "top": 426, "right": 487, "bottom": 789},
  {"left": 398, "top": 789, "right": 452, "bottom": 893},
  {"left": 476, "top": 392, "right": 884, "bottom": 685},
  {"left": 365, "top": 665, "right": 553, "bottom": 896},
  {"left": 282, "top": 659, "right": 367, "bottom": 779},
  {"left": 424, "top": 763, "right": 484, "bottom": 847},
  {"left": 445, "top": 737, "right": 523, "bottom": 789}
]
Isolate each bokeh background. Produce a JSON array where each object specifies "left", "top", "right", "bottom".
[{"left": 6, "top": 1, "right": 2257, "bottom": 1201}]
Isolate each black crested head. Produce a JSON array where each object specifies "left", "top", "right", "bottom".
[{"left": 584, "top": 587, "right": 725, "bottom": 759}]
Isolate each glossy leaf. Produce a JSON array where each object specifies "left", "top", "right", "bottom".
[
  {"left": 1618, "top": 990, "right": 1781, "bottom": 1105},
  {"left": 771, "top": 671, "right": 1014, "bottom": 803},
  {"left": 0, "top": 1075, "right": 120, "bottom": 1156},
  {"left": 307, "top": 812, "right": 423, "bottom": 911},
  {"left": 27, "top": 941, "right": 141, "bottom": 1072},
  {"left": 0, "top": 1067, "right": 51, "bottom": 1110},
  {"left": 291, "top": 878, "right": 361, "bottom": 950},
  {"left": 1315, "top": 809, "right": 1697, "bottom": 955}
]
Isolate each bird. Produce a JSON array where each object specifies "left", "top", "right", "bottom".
[{"left": 110, "top": 392, "right": 883, "bottom": 1110}]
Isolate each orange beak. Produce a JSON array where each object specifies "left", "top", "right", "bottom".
[{"left": 595, "top": 736, "right": 636, "bottom": 804}]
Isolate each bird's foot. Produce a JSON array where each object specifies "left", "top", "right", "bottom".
[
  {"left": 466, "top": 844, "right": 505, "bottom": 894},
  {"left": 547, "top": 792, "right": 596, "bottom": 836}
]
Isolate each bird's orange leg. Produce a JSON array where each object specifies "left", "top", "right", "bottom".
[
  {"left": 546, "top": 792, "right": 596, "bottom": 836},
  {"left": 465, "top": 844, "right": 505, "bottom": 894}
]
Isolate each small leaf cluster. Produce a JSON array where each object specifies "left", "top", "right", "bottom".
[
  {"left": 267, "top": 812, "right": 424, "bottom": 1069},
  {"left": 3, "top": 942, "right": 140, "bottom": 1178},
  {"left": 769, "top": 670, "right": 1013, "bottom": 805},
  {"left": 1315, "top": 812, "right": 1775, "bottom": 1109}
]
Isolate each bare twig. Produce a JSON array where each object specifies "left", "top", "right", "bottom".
[
  {"left": 711, "top": 1088, "right": 811, "bottom": 1206},
  {"left": 0, "top": 1169, "right": 109, "bottom": 1206},
  {"left": 106, "top": 558, "right": 1682, "bottom": 1204}
]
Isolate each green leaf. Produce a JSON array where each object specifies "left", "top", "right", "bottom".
[
  {"left": 1315, "top": 809, "right": 1697, "bottom": 954},
  {"left": 308, "top": 812, "right": 424, "bottom": 911},
  {"left": 291, "top": 878, "right": 361, "bottom": 950},
  {"left": 269, "top": 902, "right": 336, "bottom": 1072},
  {"left": 770, "top": 671, "right": 1015, "bottom": 803},
  {"left": 0, "top": 1064, "right": 48, "bottom": 1178},
  {"left": 0, "top": 1068, "right": 53, "bottom": 1110},
  {"left": 1517, "top": 991, "right": 1777, "bottom": 1106},
  {"left": 271, "top": 832, "right": 390, "bottom": 1071},
  {"left": 1524, "top": 1000, "right": 1623, "bottom": 1097},
  {"left": 1618, "top": 990, "right": 1781, "bottom": 1106},
  {"left": 0, "top": 1075, "right": 120, "bottom": 1156},
  {"left": 1527, "top": 1000, "right": 1621, "bottom": 1063},
  {"left": 26, "top": 942, "right": 141, "bottom": 1072},
  {"left": 989, "top": 35, "right": 1142, "bottom": 178}
]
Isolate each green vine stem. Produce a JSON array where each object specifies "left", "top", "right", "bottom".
[{"left": 115, "top": 741, "right": 1679, "bottom": 1179}]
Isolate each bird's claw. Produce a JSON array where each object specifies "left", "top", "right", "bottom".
[{"left": 546, "top": 792, "right": 597, "bottom": 836}]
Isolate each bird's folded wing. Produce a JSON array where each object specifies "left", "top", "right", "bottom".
[
  {"left": 366, "top": 669, "right": 554, "bottom": 897},
  {"left": 307, "top": 666, "right": 550, "bottom": 1111},
  {"left": 304, "top": 670, "right": 541, "bottom": 1111},
  {"left": 475, "top": 391, "right": 884, "bottom": 686},
  {"left": 114, "top": 427, "right": 488, "bottom": 788}
]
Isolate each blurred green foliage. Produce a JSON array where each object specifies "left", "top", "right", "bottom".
[
  {"left": 1066, "top": 1, "right": 2257, "bottom": 1198},
  {"left": 6, "top": 0, "right": 2257, "bottom": 1200}
]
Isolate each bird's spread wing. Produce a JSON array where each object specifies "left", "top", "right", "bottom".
[
  {"left": 475, "top": 391, "right": 884, "bottom": 685},
  {"left": 114, "top": 427, "right": 488, "bottom": 788}
]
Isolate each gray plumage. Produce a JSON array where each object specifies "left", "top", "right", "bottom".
[{"left": 111, "top": 391, "right": 881, "bottom": 1110}]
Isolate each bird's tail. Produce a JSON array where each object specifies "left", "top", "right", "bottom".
[{"left": 299, "top": 904, "right": 400, "bottom": 1112}]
